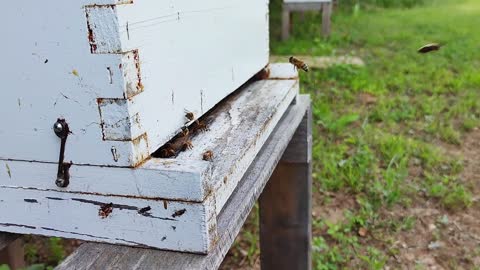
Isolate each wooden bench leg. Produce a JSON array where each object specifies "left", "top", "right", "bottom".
[
  {"left": 282, "top": 6, "right": 291, "bottom": 41},
  {"left": 259, "top": 106, "right": 312, "bottom": 270},
  {"left": 0, "top": 239, "right": 25, "bottom": 270},
  {"left": 321, "top": 2, "right": 332, "bottom": 37}
]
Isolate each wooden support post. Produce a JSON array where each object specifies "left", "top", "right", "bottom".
[
  {"left": 321, "top": 2, "right": 332, "bottom": 37},
  {"left": 259, "top": 106, "right": 312, "bottom": 270},
  {"left": 282, "top": 5, "right": 291, "bottom": 41},
  {"left": 0, "top": 239, "right": 25, "bottom": 270}
]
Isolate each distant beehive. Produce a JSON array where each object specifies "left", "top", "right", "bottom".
[{"left": 1, "top": 0, "right": 269, "bottom": 167}]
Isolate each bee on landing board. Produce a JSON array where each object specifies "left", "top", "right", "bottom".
[
  {"left": 192, "top": 120, "right": 209, "bottom": 133},
  {"left": 203, "top": 150, "right": 214, "bottom": 161},
  {"left": 179, "top": 127, "right": 189, "bottom": 137},
  {"left": 159, "top": 143, "right": 176, "bottom": 158},
  {"left": 289, "top": 56, "right": 309, "bottom": 72},
  {"left": 418, "top": 43, "right": 442, "bottom": 54},
  {"left": 181, "top": 140, "right": 193, "bottom": 151}
]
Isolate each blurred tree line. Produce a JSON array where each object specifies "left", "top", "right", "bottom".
[{"left": 335, "top": 0, "right": 427, "bottom": 8}]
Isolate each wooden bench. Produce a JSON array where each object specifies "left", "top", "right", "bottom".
[
  {"left": 0, "top": 65, "right": 313, "bottom": 270},
  {"left": 282, "top": 0, "right": 333, "bottom": 40}
]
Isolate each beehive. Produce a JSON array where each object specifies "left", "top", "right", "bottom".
[
  {"left": 1, "top": 0, "right": 269, "bottom": 167},
  {"left": 0, "top": 1, "right": 301, "bottom": 254}
]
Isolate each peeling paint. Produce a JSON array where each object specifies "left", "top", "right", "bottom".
[
  {"left": 172, "top": 208, "right": 186, "bottom": 218},
  {"left": 111, "top": 146, "right": 119, "bottom": 162},
  {"left": 46, "top": 197, "right": 65, "bottom": 201},
  {"left": 0, "top": 223, "right": 36, "bottom": 229},
  {"left": 138, "top": 206, "right": 151, "bottom": 215},
  {"left": 5, "top": 164, "right": 11, "bottom": 179},
  {"left": 107, "top": 67, "right": 113, "bottom": 84}
]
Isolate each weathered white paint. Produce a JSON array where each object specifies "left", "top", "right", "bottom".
[
  {"left": 0, "top": 0, "right": 269, "bottom": 167},
  {"left": 1, "top": 159, "right": 211, "bottom": 202},
  {"left": 268, "top": 62, "right": 300, "bottom": 80},
  {"left": 0, "top": 187, "right": 217, "bottom": 253}
]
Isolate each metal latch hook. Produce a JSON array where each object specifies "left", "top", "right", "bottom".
[{"left": 53, "top": 119, "right": 71, "bottom": 188}]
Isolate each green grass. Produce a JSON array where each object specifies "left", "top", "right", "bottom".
[{"left": 264, "top": 0, "right": 479, "bottom": 268}]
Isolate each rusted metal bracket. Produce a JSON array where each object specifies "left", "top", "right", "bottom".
[{"left": 53, "top": 119, "right": 71, "bottom": 188}]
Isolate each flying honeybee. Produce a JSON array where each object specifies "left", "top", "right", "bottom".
[
  {"left": 418, "top": 43, "right": 441, "bottom": 54},
  {"left": 289, "top": 57, "right": 309, "bottom": 72}
]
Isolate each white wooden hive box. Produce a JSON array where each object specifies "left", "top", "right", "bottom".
[
  {"left": 0, "top": 0, "right": 303, "bottom": 254},
  {"left": 1, "top": 0, "right": 269, "bottom": 167},
  {"left": 0, "top": 63, "right": 299, "bottom": 253}
]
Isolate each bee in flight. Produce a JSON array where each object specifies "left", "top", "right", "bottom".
[
  {"left": 289, "top": 56, "right": 309, "bottom": 72},
  {"left": 418, "top": 43, "right": 442, "bottom": 54}
]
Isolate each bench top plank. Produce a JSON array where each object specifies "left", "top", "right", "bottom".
[{"left": 56, "top": 95, "right": 310, "bottom": 270}]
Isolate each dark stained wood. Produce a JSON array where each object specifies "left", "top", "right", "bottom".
[
  {"left": 0, "top": 233, "right": 19, "bottom": 250},
  {"left": 321, "top": 2, "right": 333, "bottom": 37},
  {"left": 259, "top": 106, "right": 312, "bottom": 270},
  {"left": 56, "top": 95, "right": 311, "bottom": 270},
  {"left": 0, "top": 238, "right": 25, "bottom": 270},
  {"left": 282, "top": 5, "right": 291, "bottom": 40}
]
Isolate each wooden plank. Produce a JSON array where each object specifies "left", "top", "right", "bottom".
[
  {"left": 259, "top": 106, "right": 312, "bottom": 270},
  {"left": 1, "top": 0, "right": 269, "bottom": 167},
  {"left": 56, "top": 95, "right": 311, "bottom": 270},
  {"left": 0, "top": 189, "right": 217, "bottom": 253},
  {"left": 0, "top": 239, "right": 25, "bottom": 270},
  {"left": 268, "top": 62, "right": 299, "bottom": 80},
  {"left": 321, "top": 2, "right": 333, "bottom": 37},
  {"left": 282, "top": 6, "right": 291, "bottom": 41},
  {"left": 270, "top": 55, "right": 365, "bottom": 69},
  {"left": 0, "top": 234, "right": 19, "bottom": 250},
  {"left": 0, "top": 159, "right": 209, "bottom": 202}
]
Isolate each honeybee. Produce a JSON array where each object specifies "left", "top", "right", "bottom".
[
  {"left": 185, "top": 110, "right": 195, "bottom": 122},
  {"left": 99, "top": 203, "right": 113, "bottom": 219},
  {"left": 192, "top": 120, "right": 209, "bottom": 132},
  {"left": 179, "top": 127, "right": 189, "bottom": 137},
  {"left": 202, "top": 150, "right": 214, "bottom": 161},
  {"left": 181, "top": 140, "right": 193, "bottom": 151},
  {"left": 159, "top": 144, "right": 176, "bottom": 158},
  {"left": 289, "top": 57, "right": 309, "bottom": 72},
  {"left": 418, "top": 43, "right": 441, "bottom": 54}
]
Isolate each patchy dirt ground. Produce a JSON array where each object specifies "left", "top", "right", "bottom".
[{"left": 219, "top": 129, "right": 480, "bottom": 270}]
